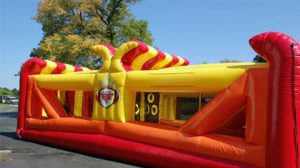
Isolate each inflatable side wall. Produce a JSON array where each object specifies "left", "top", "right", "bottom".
[
  {"left": 16, "top": 32, "right": 299, "bottom": 168},
  {"left": 250, "top": 32, "right": 300, "bottom": 168}
]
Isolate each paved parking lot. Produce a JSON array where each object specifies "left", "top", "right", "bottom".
[{"left": 0, "top": 106, "right": 140, "bottom": 168}]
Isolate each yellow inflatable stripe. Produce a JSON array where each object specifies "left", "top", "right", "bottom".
[
  {"left": 81, "top": 67, "right": 90, "bottom": 71},
  {"left": 62, "top": 64, "right": 75, "bottom": 74},
  {"left": 33, "top": 74, "right": 95, "bottom": 91},
  {"left": 92, "top": 95, "right": 106, "bottom": 120},
  {"left": 114, "top": 41, "right": 139, "bottom": 60},
  {"left": 74, "top": 91, "right": 83, "bottom": 117},
  {"left": 126, "top": 66, "right": 246, "bottom": 93},
  {"left": 157, "top": 62, "right": 268, "bottom": 71},
  {"left": 41, "top": 108, "right": 47, "bottom": 117},
  {"left": 151, "top": 53, "right": 173, "bottom": 70},
  {"left": 173, "top": 56, "right": 185, "bottom": 67},
  {"left": 58, "top": 91, "right": 66, "bottom": 106},
  {"left": 41, "top": 60, "right": 57, "bottom": 74},
  {"left": 92, "top": 45, "right": 111, "bottom": 60},
  {"left": 57, "top": 90, "right": 61, "bottom": 102},
  {"left": 131, "top": 46, "right": 158, "bottom": 70}
]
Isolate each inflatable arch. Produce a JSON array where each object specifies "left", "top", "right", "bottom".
[{"left": 17, "top": 32, "right": 299, "bottom": 168}]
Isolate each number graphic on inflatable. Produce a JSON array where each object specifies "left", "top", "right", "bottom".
[
  {"left": 135, "top": 104, "right": 140, "bottom": 115},
  {"left": 145, "top": 104, "right": 150, "bottom": 114},
  {"left": 135, "top": 92, "right": 141, "bottom": 121},
  {"left": 144, "top": 92, "right": 160, "bottom": 123},
  {"left": 151, "top": 105, "right": 158, "bottom": 116},
  {"left": 145, "top": 104, "right": 158, "bottom": 115},
  {"left": 147, "top": 93, "right": 155, "bottom": 103}
]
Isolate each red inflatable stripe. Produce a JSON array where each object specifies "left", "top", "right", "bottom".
[
  {"left": 74, "top": 65, "right": 83, "bottom": 72},
  {"left": 183, "top": 58, "right": 190, "bottom": 66},
  {"left": 122, "top": 65, "right": 132, "bottom": 72},
  {"left": 142, "top": 50, "right": 166, "bottom": 70},
  {"left": 30, "top": 58, "right": 47, "bottom": 74},
  {"left": 164, "top": 55, "right": 180, "bottom": 68},
  {"left": 121, "top": 41, "right": 148, "bottom": 66},
  {"left": 52, "top": 62, "right": 66, "bottom": 74}
]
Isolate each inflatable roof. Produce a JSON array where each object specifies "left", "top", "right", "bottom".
[{"left": 17, "top": 32, "right": 300, "bottom": 168}]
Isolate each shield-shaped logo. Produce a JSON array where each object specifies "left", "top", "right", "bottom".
[{"left": 97, "top": 87, "right": 118, "bottom": 108}]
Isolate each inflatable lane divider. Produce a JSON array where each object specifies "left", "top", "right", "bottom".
[{"left": 250, "top": 32, "right": 300, "bottom": 168}]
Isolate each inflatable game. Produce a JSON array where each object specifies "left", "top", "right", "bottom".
[{"left": 17, "top": 32, "right": 299, "bottom": 168}]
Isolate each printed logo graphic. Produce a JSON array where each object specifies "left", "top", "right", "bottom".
[{"left": 96, "top": 87, "right": 119, "bottom": 108}]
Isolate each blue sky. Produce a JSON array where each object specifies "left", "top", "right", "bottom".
[{"left": 0, "top": 0, "right": 300, "bottom": 90}]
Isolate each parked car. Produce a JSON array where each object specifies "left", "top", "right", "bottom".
[
  {"left": 2, "top": 96, "right": 19, "bottom": 104},
  {"left": 0, "top": 95, "right": 9, "bottom": 103},
  {"left": 10, "top": 97, "right": 19, "bottom": 105}
]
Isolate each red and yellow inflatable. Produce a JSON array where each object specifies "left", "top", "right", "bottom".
[{"left": 17, "top": 32, "right": 300, "bottom": 168}]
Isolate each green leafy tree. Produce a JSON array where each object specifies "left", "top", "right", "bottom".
[
  {"left": 219, "top": 59, "right": 241, "bottom": 63},
  {"left": 0, "top": 87, "right": 19, "bottom": 96},
  {"left": 253, "top": 55, "right": 267, "bottom": 63},
  {"left": 12, "top": 88, "right": 20, "bottom": 97},
  {"left": 31, "top": 0, "right": 153, "bottom": 68},
  {"left": 0, "top": 87, "right": 11, "bottom": 95}
]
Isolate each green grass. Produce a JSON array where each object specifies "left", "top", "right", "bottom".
[
  {"left": 0, "top": 103, "right": 11, "bottom": 108},
  {"left": 0, "top": 155, "right": 12, "bottom": 162}
]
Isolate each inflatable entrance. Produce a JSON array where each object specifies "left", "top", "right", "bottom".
[{"left": 17, "top": 32, "right": 300, "bottom": 168}]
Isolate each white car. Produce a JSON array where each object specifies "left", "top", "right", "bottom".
[
  {"left": 10, "top": 98, "right": 19, "bottom": 105},
  {"left": 4, "top": 96, "right": 19, "bottom": 105}
]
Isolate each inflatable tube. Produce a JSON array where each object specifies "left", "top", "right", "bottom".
[
  {"left": 250, "top": 32, "right": 300, "bottom": 168},
  {"left": 21, "top": 129, "right": 257, "bottom": 168},
  {"left": 16, "top": 34, "right": 300, "bottom": 168}
]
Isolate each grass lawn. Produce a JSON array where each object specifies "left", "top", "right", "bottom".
[{"left": 0, "top": 103, "right": 11, "bottom": 108}]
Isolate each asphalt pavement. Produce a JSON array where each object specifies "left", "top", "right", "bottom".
[{"left": 0, "top": 105, "right": 140, "bottom": 168}]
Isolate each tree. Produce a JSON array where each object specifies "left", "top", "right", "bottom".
[
  {"left": 0, "top": 87, "right": 19, "bottom": 96},
  {"left": 219, "top": 59, "right": 241, "bottom": 63},
  {"left": 0, "top": 87, "right": 10, "bottom": 95},
  {"left": 12, "top": 88, "right": 20, "bottom": 97},
  {"left": 253, "top": 55, "right": 267, "bottom": 63},
  {"left": 31, "top": 0, "right": 153, "bottom": 69}
]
